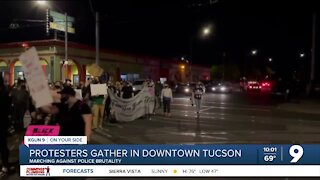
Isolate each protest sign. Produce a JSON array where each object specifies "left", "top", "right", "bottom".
[
  {"left": 19, "top": 47, "right": 53, "bottom": 108},
  {"left": 87, "top": 63, "right": 104, "bottom": 77},
  {"left": 90, "top": 84, "right": 108, "bottom": 96},
  {"left": 109, "top": 86, "right": 155, "bottom": 122}
]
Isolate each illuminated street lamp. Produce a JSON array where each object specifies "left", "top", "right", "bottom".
[
  {"left": 201, "top": 25, "right": 212, "bottom": 38},
  {"left": 36, "top": 1, "right": 47, "bottom": 6},
  {"left": 251, "top": 49, "right": 258, "bottom": 56},
  {"left": 300, "top": 53, "right": 305, "bottom": 58},
  {"left": 188, "top": 25, "right": 213, "bottom": 81},
  {"left": 203, "top": 27, "right": 211, "bottom": 36},
  {"left": 268, "top": 58, "right": 272, "bottom": 62}
]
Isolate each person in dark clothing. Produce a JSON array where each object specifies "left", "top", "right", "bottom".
[
  {"left": 48, "top": 87, "right": 93, "bottom": 141},
  {"left": 11, "top": 81, "right": 29, "bottom": 130},
  {"left": 155, "top": 81, "right": 163, "bottom": 109},
  {"left": 0, "top": 76, "right": 10, "bottom": 176},
  {"left": 105, "top": 83, "right": 116, "bottom": 122},
  {"left": 121, "top": 82, "right": 134, "bottom": 99}
]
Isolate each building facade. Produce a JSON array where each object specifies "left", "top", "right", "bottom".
[{"left": 0, "top": 40, "right": 210, "bottom": 86}]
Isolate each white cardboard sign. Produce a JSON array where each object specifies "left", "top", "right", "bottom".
[
  {"left": 75, "top": 89, "right": 83, "bottom": 100},
  {"left": 90, "top": 83, "right": 108, "bottom": 96},
  {"left": 19, "top": 47, "right": 53, "bottom": 108}
]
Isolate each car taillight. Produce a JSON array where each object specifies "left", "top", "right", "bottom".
[
  {"left": 259, "top": 86, "right": 262, "bottom": 89},
  {"left": 249, "top": 86, "right": 252, "bottom": 89},
  {"left": 262, "top": 82, "right": 270, "bottom": 87}
]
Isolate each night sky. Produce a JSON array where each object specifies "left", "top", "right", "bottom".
[{"left": 0, "top": 0, "right": 319, "bottom": 78}]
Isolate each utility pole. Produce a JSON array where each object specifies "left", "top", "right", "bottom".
[
  {"left": 95, "top": 12, "right": 100, "bottom": 65},
  {"left": 308, "top": 13, "right": 316, "bottom": 96},
  {"left": 222, "top": 52, "right": 226, "bottom": 81},
  {"left": 189, "top": 37, "right": 193, "bottom": 82},
  {"left": 63, "top": 12, "right": 68, "bottom": 82}
]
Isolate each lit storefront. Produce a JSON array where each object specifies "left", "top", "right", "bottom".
[{"left": 0, "top": 40, "right": 210, "bottom": 86}]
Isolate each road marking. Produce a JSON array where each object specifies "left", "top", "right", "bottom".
[
  {"left": 174, "top": 97, "right": 274, "bottom": 110},
  {"left": 95, "top": 129, "right": 112, "bottom": 138},
  {"left": 171, "top": 103, "right": 270, "bottom": 112},
  {"left": 155, "top": 109, "right": 311, "bottom": 125},
  {"left": 200, "top": 107, "right": 213, "bottom": 112}
]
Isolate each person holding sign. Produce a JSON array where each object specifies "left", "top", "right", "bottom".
[
  {"left": 121, "top": 82, "right": 134, "bottom": 99},
  {"left": 191, "top": 82, "right": 205, "bottom": 118},
  {"left": 90, "top": 78, "right": 105, "bottom": 129}
]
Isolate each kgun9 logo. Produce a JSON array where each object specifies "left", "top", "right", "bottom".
[{"left": 289, "top": 145, "right": 304, "bottom": 163}]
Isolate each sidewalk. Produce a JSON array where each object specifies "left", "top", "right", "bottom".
[{"left": 277, "top": 99, "right": 320, "bottom": 115}]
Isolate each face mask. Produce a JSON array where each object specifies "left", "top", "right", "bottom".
[{"left": 61, "top": 96, "right": 69, "bottom": 104}]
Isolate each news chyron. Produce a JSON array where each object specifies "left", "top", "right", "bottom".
[{"left": 19, "top": 135, "right": 319, "bottom": 177}]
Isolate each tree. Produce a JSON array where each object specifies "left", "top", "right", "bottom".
[
  {"left": 211, "top": 64, "right": 241, "bottom": 81},
  {"left": 210, "top": 65, "right": 222, "bottom": 80}
]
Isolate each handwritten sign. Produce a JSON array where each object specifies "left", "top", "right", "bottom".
[
  {"left": 90, "top": 83, "right": 108, "bottom": 96},
  {"left": 75, "top": 89, "right": 82, "bottom": 100},
  {"left": 109, "top": 86, "right": 155, "bottom": 122},
  {"left": 19, "top": 47, "right": 53, "bottom": 108},
  {"left": 25, "top": 125, "right": 60, "bottom": 136}
]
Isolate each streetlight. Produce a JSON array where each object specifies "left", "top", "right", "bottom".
[
  {"left": 300, "top": 53, "right": 305, "bottom": 58},
  {"left": 251, "top": 49, "right": 258, "bottom": 56},
  {"left": 201, "top": 25, "right": 212, "bottom": 38},
  {"left": 188, "top": 25, "right": 212, "bottom": 82},
  {"left": 36, "top": 1, "right": 47, "bottom": 6},
  {"left": 268, "top": 58, "right": 272, "bottom": 62},
  {"left": 203, "top": 27, "right": 211, "bottom": 36}
]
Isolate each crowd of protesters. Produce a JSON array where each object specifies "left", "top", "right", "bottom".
[{"left": 0, "top": 75, "right": 179, "bottom": 177}]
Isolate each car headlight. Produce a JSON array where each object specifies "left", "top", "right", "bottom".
[
  {"left": 220, "top": 86, "right": 226, "bottom": 91},
  {"left": 212, "top": 87, "right": 216, "bottom": 91},
  {"left": 133, "top": 87, "right": 136, "bottom": 91},
  {"left": 184, "top": 88, "right": 190, "bottom": 93}
]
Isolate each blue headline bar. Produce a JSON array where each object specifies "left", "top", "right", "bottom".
[{"left": 19, "top": 144, "right": 320, "bottom": 165}]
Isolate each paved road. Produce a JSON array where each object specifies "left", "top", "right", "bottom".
[
  {"left": 5, "top": 92, "right": 320, "bottom": 179},
  {"left": 92, "top": 92, "right": 320, "bottom": 145}
]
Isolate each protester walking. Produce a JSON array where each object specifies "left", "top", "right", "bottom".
[
  {"left": 146, "top": 80, "right": 155, "bottom": 119},
  {"left": 105, "top": 82, "right": 116, "bottom": 122},
  {"left": 46, "top": 87, "right": 93, "bottom": 141},
  {"left": 161, "top": 83, "right": 173, "bottom": 117},
  {"left": 191, "top": 82, "right": 204, "bottom": 118},
  {"left": 121, "top": 82, "right": 134, "bottom": 99},
  {"left": 0, "top": 76, "right": 11, "bottom": 177},
  {"left": 155, "top": 81, "right": 162, "bottom": 109},
  {"left": 91, "top": 79, "right": 105, "bottom": 129},
  {"left": 11, "top": 80, "right": 29, "bottom": 130}
]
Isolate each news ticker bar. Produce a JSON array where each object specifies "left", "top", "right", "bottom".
[{"left": 20, "top": 165, "right": 320, "bottom": 177}]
